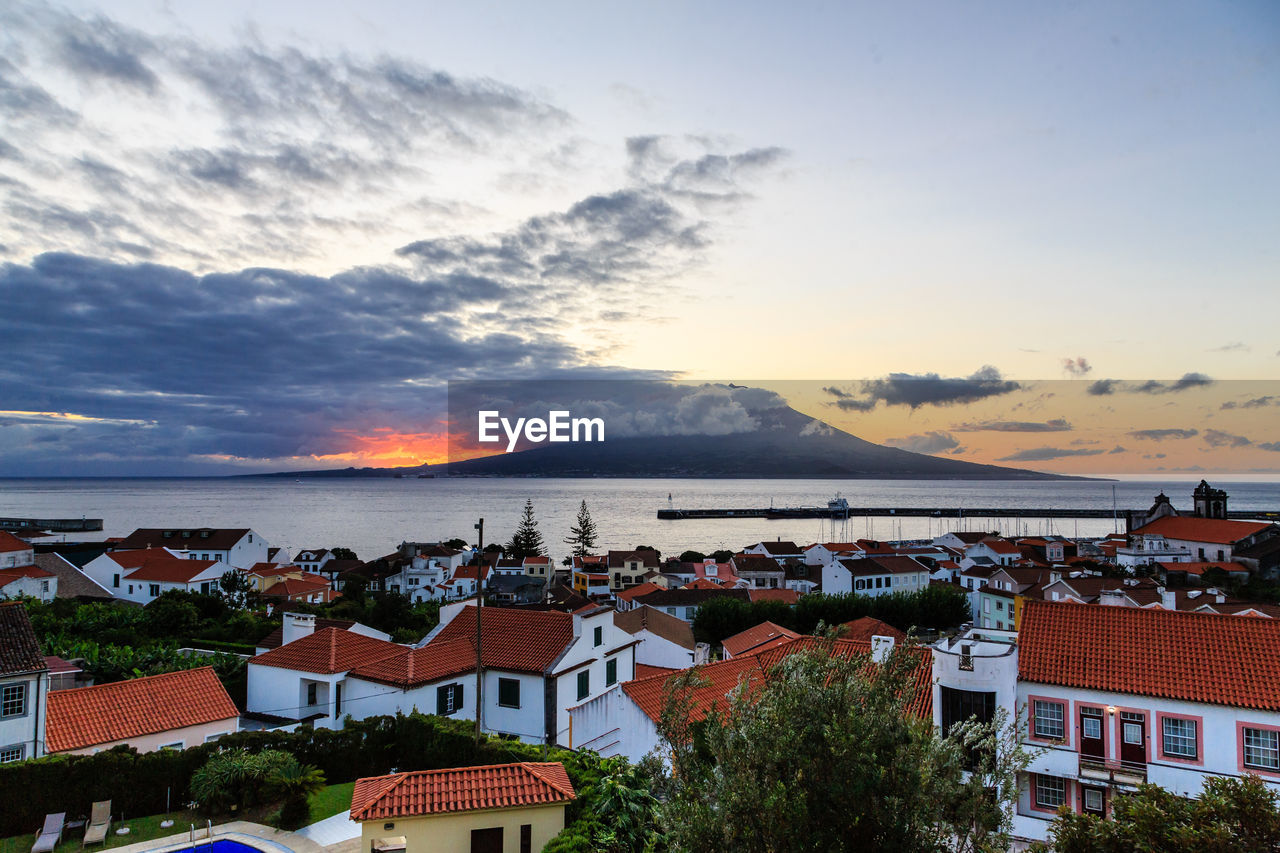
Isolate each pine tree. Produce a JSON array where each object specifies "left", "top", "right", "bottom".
[
  {"left": 506, "top": 498, "right": 545, "bottom": 558},
  {"left": 565, "top": 499, "right": 599, "bottom": 557}
]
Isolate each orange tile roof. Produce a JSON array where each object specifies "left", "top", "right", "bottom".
[
  {"left": 0, "top": 565, "right": 56, "bottom": 583},
  {"left": 721, "top": 621, "right": 801, "bottom": 657},
  {"left": 1019, "top": 600, "right": 1280, "bottom": 712},
  {"left": 1155, "top": 560, "right": 1248, "bottom": 576},
  {"left": 838, "top": 617, "right": 907, "bottom": 643},
  {"left": 616, "top": 581, "right": 664, "bottom": 602},
  {"left": 622, "top": 637, "right": 932, "bottom": 723},
  {"left": 978, "top": 538, "right": 1021, "bottom": 554},
  {"left": 452, "top": 564, "right": 491, "bottom": 581},
  {"left": 251, "top": 627, "right": 402, "bottom": 674},
  {"left": 124, "top": 555, "right": 221, "bottom": 583},
  {"left": 635, "top": 663, "right": 680, "bottom": 679},
  {"left": 45, "top": 667, "right": 238, "bottom": 752},
  {"left": 429, "top": 606, "right": 573, "bottom": 673},
  {"left": 0, "top": 530, "right": 32, "bottom": 552},
  {"left": 682, "top": 578, "right": 727, "bottom": 590},
  {"left": 348, "top": 637, "right": 477, "bottom": 687},
  {"left": 350, "top": 762, "right": 575, "bottom": 820},
  {"left": 1133, "top": 516, "right": 1274, "bottom": 545}
]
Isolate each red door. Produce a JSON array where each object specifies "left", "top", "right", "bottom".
[
  {"left": 1079, "top": 707, "right": 1104, "bottom": 758},
  {"left": 1120, "top": 712, "right": 1146, "bottom": 764}
]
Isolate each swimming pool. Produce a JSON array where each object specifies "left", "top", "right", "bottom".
[{"left": 179, "top": 841, "right": 262, "bottom": 853}]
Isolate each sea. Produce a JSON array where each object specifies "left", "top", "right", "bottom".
[{"left": 2, "top": 476, "right": 1279, "bottom": 563}]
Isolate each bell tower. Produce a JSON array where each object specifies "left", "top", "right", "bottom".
[{"left": 1192, "top": 480, "right": 1228, "bottom": 519}]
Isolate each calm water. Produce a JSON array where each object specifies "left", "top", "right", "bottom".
[{"left": 2, "top": 477, "right": 1279, "bottom": 563}]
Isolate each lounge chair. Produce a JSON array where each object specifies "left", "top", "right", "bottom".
[
  {"left": 32, "top": 813, "right": 65, "bottom": 853},
  {"left": 82, "top": 802, "right": 111, "bottom": 848}
]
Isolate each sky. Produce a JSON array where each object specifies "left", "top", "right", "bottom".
[{"left": 1, "top": 1, "right": 1277, "bottom": 476}]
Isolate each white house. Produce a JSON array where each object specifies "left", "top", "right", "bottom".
[
  {"left": 0, "top": 531, "right": 56, "bottom": 603},
  {"left": 82, "top": 548, "right": 225, "bottom": 603},
  {"left": 1128, "top": 517, "right": 1277, "bottom": 566},
  {"left": 963, "top": 539, "right": 1021, "bottom": 567},
  {"left": 934, "top": 600, "right": 1280, "bottom": 846},
  {"left": 825, "top": 555, "right": 930, "bottom": 598},
  {"left": 115, "top": 528, "right": 270, "bottom": 570},
  {"left": 612, "top": 605, "right": 707, "bottom": 669},
  {"left": 0, "top": 602, "right": 49, "bottom": 762},
  {"left": 743, "top": 540, "right": 803, "bottom": 564},
  {"left": 803, "top": 542, "right": 864, "bottom": 567}
]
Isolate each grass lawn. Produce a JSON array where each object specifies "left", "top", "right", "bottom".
[{"left": 0, "top": 810, "right": 223, "bottom": 853}]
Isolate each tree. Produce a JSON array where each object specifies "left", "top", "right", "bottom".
[
  {"left": 330, "top": 547, "right": 357, "bottom": 560},
  {"left": 1035, "top": 774, "right": 1280, "bottom": 852},
  {"left": 506, "top": 499, "right": 546, "bottom": 558},
  {"left": 218, "top": 569, "right": 254, "bottom": 609},
  {"left": 656, "top": 642, "right": 1030, "bottom": 853},
  {"left": 678, "top": 550, "right": 706, "bottom": 563},
  {"left": 565, "top": 500, "right": 599, "bottom": 557}
]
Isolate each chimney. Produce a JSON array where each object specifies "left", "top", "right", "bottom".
[
  {"left": 871, "top": 635, "right": 895, "bottom": 663},
  {"left": 1161, "top": 589, "right": 1177, "bottom": 610},
  {"left": 572, "top": 611, "right": 584, "bottom": 638},
  {"left": 1099, "top": 589, "right": 1124, "bottom": 607},
  {"left": 282, "top": 612, "right": 316, "bottom": 645}
]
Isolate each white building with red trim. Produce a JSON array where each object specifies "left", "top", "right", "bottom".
[{"left": 933, "top": 600, "right": 1280, "bottom": 846}]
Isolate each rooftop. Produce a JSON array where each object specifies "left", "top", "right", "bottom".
[
  {"left": 250, "top": 627, "right": 402, "bottom": 674},
  {"left": 351, "top": 762, "right": 575, "bottom": 820},
  {"left": 429, "top": 606, "right": 574, "bottom": 673},
  {"left": 1132, "top": 516, "right": 1274, "bottom": 545},
  {"left": 0, "top": 601, "right": 46, "bottom": 676}
]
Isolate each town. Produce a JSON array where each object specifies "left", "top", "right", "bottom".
[{"left": 3, "top": 480, "right": 1280, "bottom": 851}]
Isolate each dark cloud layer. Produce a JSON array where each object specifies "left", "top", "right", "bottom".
[
  {"left": 953, "top": 418, "right": 1072, "bottom": 433},
  {"left": 883, "top": 431, "right": 961, "bottom": 455},
  {"left": 1086, "top": 374, "right": 1213, "bottom": 396},
  {"left": 1127, "top": 428, "right": 1199, "bottom": 441},
  {"left": 996, "top": 447, "right": 1105, "bottom": 462},
  {"left": 828, "top": 366, "right": 1020, "bottom": 411}
]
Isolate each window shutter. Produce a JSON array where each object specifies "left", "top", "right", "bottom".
[
  {"left": 455, "top": 683, "right": 464, "bottom": 710},
  {"left": 437, "top": 685, "right": 448, "bottom": 715}
]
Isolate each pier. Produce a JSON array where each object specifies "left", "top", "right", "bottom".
[{"left": 0, "top": 517, "right": 104, "bottom": 532}]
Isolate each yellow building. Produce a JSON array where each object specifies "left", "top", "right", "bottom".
[{"left": 351, "top": 762, "right": 576, "bottom": 853}]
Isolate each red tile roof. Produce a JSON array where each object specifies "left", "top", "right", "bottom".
[
  {"left": 0, "top": 565, "right": 56, "bottom": 584},
  {"left": 682, "top": 578, "right": 727, "bottom": 590},
  {"left": 0, "top": 602, "right": 47, "bottom": 676},
  {"left": 978, "top": 538, "right": 1021, "bottom": 555},
  {"left": 251, "top": 627, "right": 402, "bottom": 674},
  {"left": 838, "top": 617, "right": 907, "bottom": 643},
  {"left": 124, "top": 554, "right": 221, "bottom": 583},
  {"left": 616, "top": 581, "right": 664, "bottom": 602},
  {"left": 46, "top": 667, "right": 238, "bottom": 752},
  {"left": 452, "top": 564, "right": 491, "bottom": 581},
  {"left": 1155, "top": 560, "right": 1248, "bottom": 576},
  {"left": 622, "top": 637, "right": 932, "bottom": 723},
  {"left": 349, "top": 637, "right": 477, "bottom": 687},
  {"left": 0, "top": 530, "right": 32, "bottom": 552},
  {"left": 635, "top": 663, "right": 680, "bottom": 679},
  {"left": 1133, "top": 516, "right": 1274, "bottom": 545},
  {"left": 722, "top": 621, "right": 801, "bottom": 657},
  {"left": 350, "top": 762, "right": 575, "bottom": 820},
  {"left": 1019, "top": 600, "right": 1280, "bottom": 712},
  {"left": 429, "top": 606, "right": 573, "bottom": 673}
]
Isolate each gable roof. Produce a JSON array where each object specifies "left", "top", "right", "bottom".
[
  {"left": 351, "top": 762, "right": 575, "bottom": 820},
  {"left": 116, "top": 528, "right": 253, "bottom": 551},
  {"left": 0, "top": 602, "right": 47, "bottom": 676},
  {"left": 753, "top": 541, "right": 801, "bottom": 555},
  {"left": 124, "top": 553, "right": 221, "bottom": 583},
  {"left": 844, "top": 555, "right": 928, "bottom": 577},
  {"left": 616, "top": 581, "right": 665, "bottom": 603},
  {"left": 1132, "top": 516, "right": 1274, "bottom": 545},
  {"left": 838, "top": 617, "right": 907, "bottom": 643},
  {"left": 348, "top": 637, "right": 478, "bottom": 688},
  {"left": 45, "top": 667, "right": 238, "bottom": 752},
  {"left": 429, "top": 606, "right": 574, "bottom": 673},
  {"left": 251, "top": 627, "right": 402, "bottom": 674},
  {"left": 35, "top": 553, "right": 113, "bottom": 600},
  {"left": 722, "top": 621, "right": 800, "bottom": 657},
  {"left": 977, "top": 538, "right": 1021, "bottom": 555},
  {"left": 256, "top": 618, "right": 356, "bottom": 650},
  {"left": 613, "top": 605, "right": 695, "bottom": 650},
  {"left": 607, "top": 550, "right": 661, "bottom": 569},
  {"left": 733, "top": 554, "right": 786, "bottom": 573},
  {"left": 1019, "top": 599, "right": 1280, "bottom": 712},
  {"left": 0, "top": 530, "right": 32, "bottom": 553},
  {"left": 621, "top": 636, "right": 932, "bottom": 723}
]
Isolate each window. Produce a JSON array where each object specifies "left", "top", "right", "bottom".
[
  {"left": 606, "top": 658, "right": 618, "bottom": 686},
  {"left": 1083, "top": 787, "right": 1104, "bottom": 813},
  {"left": 436, "top": 683, "right": 464, "bottom": 715},
  {"left": 1244, "top": 728, "right": 1280, "bottom": 771},
  {"left": 1162, "top": 717, "right": 1197, "bottom": 759},
  {"left": 1, "top": 745, "right": 26, "bottom": 763},
  {"left": 938, "top": 686, "right": 995, "bottom": 737},
  {"left": 1082, "top": 715, "right": 1101, "bottom": 741},
  {"left": 160, "top": 742, "right": 184, "bottom": 751},
  {"left": 1034, "top": 774, "right": 1065, "bottom": 809},
  {"left": 112, "top": 573, "right": 120, "bottom": 588},
  {"left": 1, "top": 683, "right": 27, "bottom": 718},
  {"left": 995, "top": 600, "right": 1003, "bottom": 611},
  {"left": 498, "top": 677, "right": 521, "bottom": 708},
  {"left": 1033, "top": 700, "right": 1065, "bottom": 740},
  {"left": 983, "top": 599, "right": 991, "bottom": 613},
  {"left": 149, "top": 583, "right": 160, "bottom": 597},
  {"left": 577, "top": 670, "right": 590, "bottom": 701},
  {"left": 306, "top": 683, "right": 318, "bottom": 706},
  {"left": 593, "top": 626, "right": 603, "bottom": 647}
]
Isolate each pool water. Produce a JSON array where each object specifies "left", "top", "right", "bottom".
[{"left": 180, "top": 841, "right": 263, "bottom": 853}]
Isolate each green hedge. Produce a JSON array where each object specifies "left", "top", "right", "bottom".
[{"left": 0, "top": 713, "right": 569, "bottom": 837}]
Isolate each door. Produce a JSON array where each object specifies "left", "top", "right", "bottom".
[
  {"left": 1079, "top": 707, "right": 1104, "bottom": 758},
  {"left": 1120, "top": 712, "right": 1146, "bottom": 764},
  {"left": 470, "top": 828, "right": 502, "bottom": 853}
]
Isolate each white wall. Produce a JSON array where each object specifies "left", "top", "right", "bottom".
[
  {"left": 568, "top": 685, "right": 661, "bottom": 763},
  {"left": 246, "top": 664, "right": 343, "bottom": 723},
  {"left": 0, "top": 671, "right": 47, "bottom": 761},
  {"left": 0, "top": 574, "right": 56, "bottom": 602},
  {"left": 633, "top": 630, "right": 696, "bottom": 670},
  {"left": 548, "top": 610, "right": 636, "bottom": 746}
]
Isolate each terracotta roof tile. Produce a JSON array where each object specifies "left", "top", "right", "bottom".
[
  {"left": 429, "top": 606, "right": 573, "bottom": 673},
  {"left": 722, "top": 621, "right": 801, "bottom": 657},
  {"left": 616, "top": 581, "right": 664, "bottom": 602},
  {"left": 1133, "top": 516, "right": 1274, "bottom": 545},
  {"left": 351, "top": 762, "right": 575, "bottom": 820},
  {"left": 1019, "top": 600, "right": 1280, "bottom": 712},
  {"left": 838, "top": 617, "right": 907, "bottom": 643},
  {"left": 251, "top": 627, "right": 402, "bottom": 674},
  {"left": 613, "top": 605, "right": 695, "bottom": 650},
  {"left": 349, "top": 638, "right": 477, "bottom": 687},
  {"left": 0, "top": 530, "right": 32, "bottom": 552},
  {"left": 45, "top": 667, "right": 238, "bottom": 752}
]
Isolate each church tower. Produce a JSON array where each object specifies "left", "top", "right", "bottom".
[{"left": 1192, "top": 480, "right": 1228, "bottom": 519}]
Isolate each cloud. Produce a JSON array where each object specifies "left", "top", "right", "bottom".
[
  {"left": 953, "top": 418, "right": 1071, "bottom": 433},
  {"left": 1108, "top": 445, "right": 1126, "bottom": 454},
  {"left": 822, "top": 385, "right": 852, "bottom": 399},
  {"left": 1143, "top": 453, "right": 1167, "bottom": 460},
  {"left": 1087, "top": 379, "right": 1117, "bottom": 396},
  {"left": 883, "top": 431, "right": 961, "bottom": 455},
  {"left": 1203, "top": 429, "right": 1252, "bottom": 448},
  {"left": 1208, "top": 342, "right": 1249, "bottom": 353},
  {"left": 1128, "top": 428, "right": 1199, "bottom": 441},
  {"left": 1259, "top": 442, "right": 1280, "bottom": 453},
  {"left": 831, "top": 366, "right": 1020, "bottom": 411},
  {"left": 1131, "top": 373, "right": 1214, "bottom": 394},
  {"left": 996, "top": 447, "right": 1106, "bottom": 461},
  {"left": 1221, "top": 396, "right": 1276, "bottom": 410},
  {"left": 1061, "top": 357, "right": 1091, "bottom": 376}
]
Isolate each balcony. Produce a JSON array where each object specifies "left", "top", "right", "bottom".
[{"left": 1079, "top": 755, "right": 1147, "bottom": 787}]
